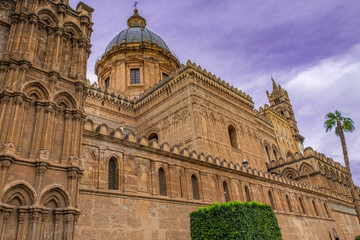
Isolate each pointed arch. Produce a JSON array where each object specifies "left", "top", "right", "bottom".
[
  {"left": 39, "top": 185, "right": 71, "bottom": 208},
  {"left": 22, "top": 81, "right": 50, "bottom": 100},
  {"left": 299, "top": 163, "right": 314, "bottom": 176},
  {"left": 1, "top": 181, "right": 37, "bottom": 206},
  {"left": 37, "top": 9, "right": 59, "bottom": 27},
  {"left": 281, "top": 167, "right": 299, "bottom": 180},
  {"left": 53, "top": 92, "right": 77, "bottom": 109},
  {"left": 63, "top": 21, "right": 82, "bottom": 38}
]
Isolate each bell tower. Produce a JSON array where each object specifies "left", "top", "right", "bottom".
[
  {"left": 0, "top": 0, "right": 93, "bottom": 239},
  {"left": 267, "top": 78, "right": 305, "bottom": 153}
]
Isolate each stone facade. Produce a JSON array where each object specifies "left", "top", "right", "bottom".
[{"left": 0, "top": 1, "right": 359, "bottom": 240}]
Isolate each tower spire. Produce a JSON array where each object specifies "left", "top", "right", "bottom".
[{"left": 272, "top": 77, "right": 278, "bottom": 91}]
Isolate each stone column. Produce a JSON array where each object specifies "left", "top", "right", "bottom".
[
  {"left": 35, "top": 162, "right": 47, "bottom": 191},
  {"left": 15, "top": 210, "right": 26, "bottom": 240},
  {"left": 6, "top": 15, "right": 19, "bottom": 54},
  {"left": 13, "top": 14, "right": 27, "bottom": 54},
  {"left": 4, "top": 95, "right": 24, "bottom": 155},
  {"left": 24, "top": 14, "right": 38, "bottom": 60},
  {"left": 15, "top": 101, "right": 30, "bottom": 154},
  {"left": 69, "top": 112, "right": 81, "bottom": 159},
  {"left": 44, "top": 27, "right": 55, "bottom": 70},
  {"left": 29, "top": 104, "right": 43, "bottom": 159},
  {"left": 38, "top": 210, "right": 48, "bottom": 240},
  {"left": 69, "top": 40, "right": 79, "bottom": 78},
  {"left": 0, "top": 211, "right": 10, "bottom": 239},
  {"left": 52, "top": 28, "right": 63, "bottom": 71},
  {"left": 28, "top": 210, "right": 42, "bottom": 240},
  {"left": 0, "top": 157, "right": 13, "bottom": 191},
  {"left": 53, "top": 212, "right": 62, "bottom": 240},
  {"left": 0, "top": 96, "right": 10, "bottom": 143},
  {"left": 67, "top": 169, "right": 77, "bottom": 206},
  {"left": 63, "top": 213, "right": 74, "bottom": 240},
  {"left": 39, "top": 104, "right": 54, "bottom": 160},
  {"left": 61, "top": 111, "right": 71, "bottom": 163}
]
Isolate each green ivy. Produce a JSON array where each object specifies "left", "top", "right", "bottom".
[
  {"left": 190, "top": 201, "right": 282, "bottom": 240},
  {"left": 355, "top": 235, "right": 360, "bottom": 240}
]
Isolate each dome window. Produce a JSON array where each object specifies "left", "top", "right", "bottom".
[
  {"left": 130, "top": 68, "right": 140, "bottom": 84},
  {"left": 105, "top": 77, "right": 110, "bottom": 89},
  {"left": 162, "top": 72, "right": 168, "bottom": 80}
]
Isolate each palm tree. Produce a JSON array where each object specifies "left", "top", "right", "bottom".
[{"left": 324, "top": 110, "right": 360, "bottom": 222}]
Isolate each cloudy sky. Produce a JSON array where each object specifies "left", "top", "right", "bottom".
[{"left": 70, "top": 0, "right": 360, "bottom": 185}]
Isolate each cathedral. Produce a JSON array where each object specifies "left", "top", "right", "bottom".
[{"left": 0, "top": 0, "right": 359, "bottom": 239}]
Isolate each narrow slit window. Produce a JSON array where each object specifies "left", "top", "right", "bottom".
[
  {"left": 286, "top": 195, "right": 292, "bottom": 212},
  {"left": 223, "top": 181, "right": 230, "bottom": 202},
  {"left": 312, "top": 200, "right": 319, "bottom": 216},
  {"left": 245, "top": 186, "right": 251, "bottom": 202},
  {"left": 299, "top": 197, "right": 306, "bottom": 214},
  {"left": 269, "top": 191, "right": 275, "bottom": 209},
  {"left": 130, "top": 68, "right": 140, "bottom": 84}
]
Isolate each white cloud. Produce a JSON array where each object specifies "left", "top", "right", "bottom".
[{"left": 284, "top": 43, "right": 360, "bottom": 185}]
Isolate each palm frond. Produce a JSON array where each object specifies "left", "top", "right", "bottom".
[{"left": 343, "top": 118, "right": 355, "bottom": 132}]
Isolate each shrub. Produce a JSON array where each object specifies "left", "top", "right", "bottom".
[
  {"left": 355, "top": 235, "right": 360, "bottom": 240},
  {"left": 190, "top": 201, "right": 282, "bottom": 240}
]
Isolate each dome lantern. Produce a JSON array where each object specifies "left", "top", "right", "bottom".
[{"left": 127, "top": 8, "right": 147, "bottom": 28}]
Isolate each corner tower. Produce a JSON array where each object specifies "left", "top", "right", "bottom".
[
  {"left": 266, "top": 78, "right": 305, "bottom": 154},
  {"left": 0, "top": 0, "right": 93, "bottom": 239},
  {"left": 95, "top": 8, "right": 180, "bottom": 98}
]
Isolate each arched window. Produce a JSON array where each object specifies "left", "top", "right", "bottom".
[
  {"left": 158, "top": 168, "right": 167, "bottom": 196},
  {"left": 324, "top": 203, "right": 330, "bottom": 217},
  {"left": 286, "top": 195, "right": 292, "bottom": 212},
  {"left": 108, "top": 157, "right": 118, "bottom": 190},
  {"left": 312, "top": 200, "right": 319, "bottom": 216},
  {"left": 265, "top": 146, "right": 271, "bottom": 162},
  {"left": 191, "top": 174, "right": 200, "bottom": 200},
  {"left": 148, "top": 132, "right": 158, "bottom": 141},
  {"left": 273, "top": 149, "right": 278, "bottom": 161},
  {"left": 228, "top": 125, "right": 238, "bottom": 148},
  {"left": 299, "top": 197, "right": 306, "bottom": 214},
  {"left": 245, "top": 186, "right": 251, "bottom": 202},
  {"left": 223, "top": 181, "right": 230, "bottom": 202},
  {"left": 268, "top": 191, "right": 275, "bottom": 209}
]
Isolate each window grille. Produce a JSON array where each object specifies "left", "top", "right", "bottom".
[
  {"left": 223, "top": 181, "right": 230, "bottom": 202},
  {"left": 286, "top": 195, "right": 292, "bottom": 212},
  {"left": 191, "top": 175, "right": 199, "bottom": 200},
  {"left": 130, "top": 68, "right": 140, "bottom": 84},
  {"left": 269, "top": 191, "right": 275, "bottom": 209},
  {"left": 245, "top": 186, "right": 251, "bottom": 202},
  {"left": 158, "top": 168, "right": 167, "bottom": 196},
  {"left": 108, "top": 158, "right": 118, "bottom": 190}
]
